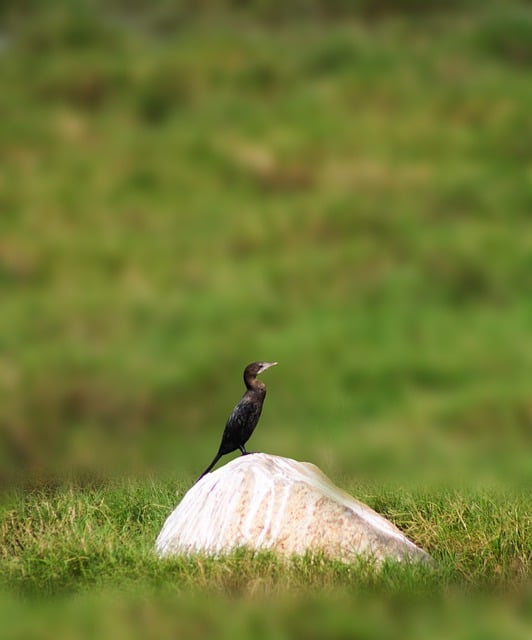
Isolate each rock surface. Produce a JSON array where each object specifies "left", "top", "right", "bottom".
[{"left": 155, "top": 453, "right": 430, "bottom": 564}]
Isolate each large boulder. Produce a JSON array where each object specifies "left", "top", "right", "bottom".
[{"left": 155, "top": 453, "right": 430, "bottom": 564}]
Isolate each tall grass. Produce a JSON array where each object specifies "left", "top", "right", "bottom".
[
  {"left": 1, "top": 479, "right": 530, "bottom": 637},
  {"left": 1, "top": 1, "right": 531, "bottom": 485}
]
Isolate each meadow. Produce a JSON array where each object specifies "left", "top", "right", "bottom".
[{"left": 0, "top": 1, "right": 531, "bottom": 637}]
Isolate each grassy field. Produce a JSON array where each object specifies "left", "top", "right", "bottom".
[
  {"left": 0, "top": 0, "right": 531, "bottom": 637},
  {"left": 1, "top": 478, "right": 530, "bottom": 638}
]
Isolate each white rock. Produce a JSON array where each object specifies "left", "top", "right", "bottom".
[{"left": 155, "top": 453, "right": 430, "bottom": 564}]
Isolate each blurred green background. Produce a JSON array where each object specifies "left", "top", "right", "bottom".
[{"left": 1, "top": 0, "right": 531, "bottom": 490}]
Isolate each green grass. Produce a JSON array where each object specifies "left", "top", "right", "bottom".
[
  {"left": 1, "top": 479, "right": 530, "bottom": 638},
  {"left": 1, "top": 2, "right": 531, "bottom": 484},
  {"left": 1, "top": 1, "right": 531, "bottom": 636}
]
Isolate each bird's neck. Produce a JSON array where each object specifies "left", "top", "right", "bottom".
[{"left": 244, "top": 376, "right": 266, "bottom": 393}]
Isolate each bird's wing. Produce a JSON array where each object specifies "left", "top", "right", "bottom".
[{"left": 219, "top": 396, "right": 262, "bottom": 452}]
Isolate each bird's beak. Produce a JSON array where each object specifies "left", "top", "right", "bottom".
[{"left": 259, "top": 361, "right": 278, "bottom": 373}]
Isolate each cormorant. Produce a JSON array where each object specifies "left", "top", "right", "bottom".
[{"left": 196, "top": 361, "right": 277, "bottom": 482}]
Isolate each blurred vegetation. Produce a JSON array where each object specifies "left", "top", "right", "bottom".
[
  {"left": 1, "top": 1, "right": 531, "bottom": 636},
  {"left": 1, "top": 0, "right": 531, "bottom": 489}
]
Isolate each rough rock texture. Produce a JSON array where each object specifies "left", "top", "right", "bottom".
[{"left": 155, "top": 454, "right": 430, "bottom": 564}]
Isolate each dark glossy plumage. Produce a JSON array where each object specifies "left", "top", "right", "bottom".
[{"left": 196, "top": 361, "right": 277, "bottom": 482}]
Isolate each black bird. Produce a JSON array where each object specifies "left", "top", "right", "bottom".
[{"left": 196, "top": 361, "right": 278, "bottom": 482}]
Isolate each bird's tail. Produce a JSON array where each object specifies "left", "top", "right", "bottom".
[{"left": 195, "top": 452, "right": 223, "bottom": 484}]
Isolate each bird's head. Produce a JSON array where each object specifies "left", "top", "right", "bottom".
[
  {"left": 254, "top": 361, "right": 278, "bottom": 374},
  {"left": 244, "top": 361, "right": 278, "bottom": 383}
]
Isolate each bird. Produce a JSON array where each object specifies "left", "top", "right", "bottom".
[{"left": 196, "top": 361, "right": 278, "bottom": 482}]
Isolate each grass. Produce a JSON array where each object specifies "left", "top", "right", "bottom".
[
  {"left": 1, "top": 478, "right": 530, "bottom": 638},
  {"left": 1, "top": 4, "right": 531, "bottom": 483},
  {"left": 0, "top": 0, "right": 531, "bottom": 636}
]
